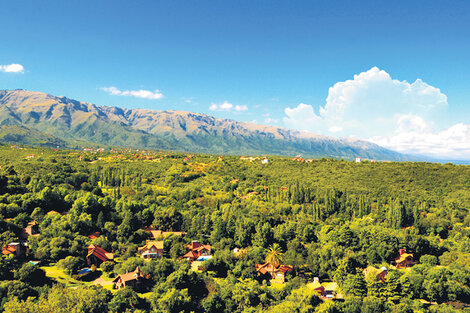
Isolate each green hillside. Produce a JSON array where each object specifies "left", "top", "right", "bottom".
[
  {"left": 0, "top": 125, "right": 66, "bottom": 147},
  {"left": 0, "top": 146, "right": 469, "bottom": 312}
]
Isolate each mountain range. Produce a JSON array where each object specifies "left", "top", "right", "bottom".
[{"left": 0, "top": 89, "right": 409, "bottom": 160}]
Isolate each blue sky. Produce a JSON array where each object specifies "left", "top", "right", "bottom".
[{"left": 1, "top": 1, "right": 470, "bottom": 159}]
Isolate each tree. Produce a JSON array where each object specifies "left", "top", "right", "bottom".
[
  {"left": 265, "top": 243, "right": 284, "bottom": 267},
  {"left": 342, "top": 274, "right": 367, "bottom": 297},
  {"left": 57, "top": 256, "right": 84, "bottom": 276},
  {"left": 202, "top": 294, "right": 226, "bottom": 313},
  {"left": 153, "top": 207, "right": 183, "bottom": 231},
  {"left": 108, "top": 287, "right": 142, "bottom": 313},
  {"left": 0, "top": 258, "right": 14, "bottom": 281},
  {"left": 420, "top": 255, "right": 438, "bottom": 266},
  {"left": 154, "top": 288, "right": 192, "bottom": 313},
  {"left": 362, "top": 296, "right": 385, "bottom": 313},
  {"left": 253, "top": 222, "right": 274, "bottom": 248},
  {"left": 14, "top": 263, "right": 48, "bottom": 286},
  {"left": 4, "top": 285, "right": 112, "bottom": 313}
]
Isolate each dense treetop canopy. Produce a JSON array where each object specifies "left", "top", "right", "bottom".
[{"left": 0, "top": 146, "right": 469, "bottom": 312}]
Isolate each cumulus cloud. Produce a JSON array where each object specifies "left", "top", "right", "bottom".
[
  {"left": 371, "top": 120, "right": 470, "bottom": 160},
  {"left": 0, "top": 63, "right": 24, "bottom": 73},
  {"left": 101, "top": 86, "right": 163, "bottom": 100},
  {"left": 209, "top": 101, "right": 248, "bottom": 112},
  {"left": 284, "top": 103, "right": 322, "bottom": 131},
  {"left": 283, "top": 67, "right": 470, "bottom": 159}
]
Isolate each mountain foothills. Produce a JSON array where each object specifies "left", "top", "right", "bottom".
[
  {"left": 0, "top": 147, "right": 469, "bottom": 312},
  {"left": 0, "top": 89, "right": 407, "bottom": 160}
]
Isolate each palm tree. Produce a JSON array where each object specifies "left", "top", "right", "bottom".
[{"left": 265, "top": 243, "right": 284, "bottom": 267}]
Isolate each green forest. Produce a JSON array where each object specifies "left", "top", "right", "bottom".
[{"left": 1, "top": 145, "right": 470, "bottom": 313}]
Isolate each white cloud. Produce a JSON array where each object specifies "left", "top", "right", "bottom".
[
  {"left": 234, "top": 104, "right": 248, "bottom": 112},
  {"left": 0, "top": 63, "right": 24, "bottom": 73},
  {"left": 264, "top": 117, "right": 280, "bottom": 124},
  {"left": 209, "top": 101, "right": 248, "bottom": 112},
  {"left": 101, "top": 86, "right": 163, "bottom": 100},
  {"left": 372, "top": 121, "right": 470, "bottom": 160},
  {"left": 284, "top": 67, "right": 447, "bottom": 136},
  {"left": 282, "top": 67, "right": 470, "bottom": 159},
  {"left": 328, "top": 126, "right": 343, "bottom": 133},
  {"left": 284, "top": 103, "right": 322, "bottom": 131}
]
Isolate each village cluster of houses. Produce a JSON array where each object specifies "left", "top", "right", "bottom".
[
  {"left": 239, "top": 156, "right": 270, "bottom": 164},
  {"left": 84, "top": 226, "right": 214, "bottom": 290},
  {"left": 1, "top": 220, "right": 40, "bottom": 257},
  {"left": 2, "top": 219, "right": 417, "bottom": 295}
]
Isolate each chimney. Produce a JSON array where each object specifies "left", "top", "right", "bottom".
[{"left": 314, "top": 277, "right": 320, "bottom": 284}]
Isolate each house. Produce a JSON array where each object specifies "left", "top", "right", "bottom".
[
  {"left": 183, "top": 241, "right": 212, "bottom": 261},
  {"left": 86, "top": 244, "right": 114, "bottom": 266},
  {"left": 261, "top": 158, "right": 270, "bottom": 164},
  {"left": 308, "top": 277, "right": 326, "bottom": 296},
  {"left": 2, "top": 242, "right": 27, "bottom": 258},
  {"left": 255, "top": 262, "right": 293, "bottom": 283},
  {"left": 355, "top": 157, "right": 361, "bottom": 163},
  {"left": 363, "top": 266, "right": 387, "bottom": 282},
  {"left": 20, "top": 220, "right": 40, "bottom": 239},
  {"left": 113, "top": 267, "right": 144, "bottom": 290},
  {"left": 88, "top": 232, "right": 101, "bottom": 240},
  {"left": 324, "top": 282, "right": 339, "bottom": 299},
  {"left": 138, "top": 240, "right": 164, "bottom": 260},
  {"left": 25, "top": 220, "right": 39, "bottom": 235},
  {"left": 393, "top": 249, "right": 416, "bottom": 268}
]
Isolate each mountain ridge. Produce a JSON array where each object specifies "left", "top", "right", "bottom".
[{"left": 0, "top": 89, "right": 409, "bottom": 160}]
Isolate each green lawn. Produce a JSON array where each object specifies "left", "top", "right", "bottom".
[{"left": 41, "top": 264, "right": 93, "bottom": 287}]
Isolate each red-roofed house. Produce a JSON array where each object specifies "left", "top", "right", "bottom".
[
  {"left": 86, "top": 244, "right": 114, "bottom": 266},
  {"left": 2, "top": 242, "right": 27, "bottom": 258},
  {"left": 183, "top": 241, "right": 212, "bottom": 261},
  {"left": 113, "top": 267, "right": 144, "bottom": 290},
  {"left": 88, "top": 232, "right": 101, "bottom": 240},
  {"left": 255, "top": 262, "right": 293, "bottom": 283}
]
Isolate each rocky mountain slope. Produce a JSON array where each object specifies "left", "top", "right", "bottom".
[{"left": 0, "top": 89, "right": 408, "bottom": 160}]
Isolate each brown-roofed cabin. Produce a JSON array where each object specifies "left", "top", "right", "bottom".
[
  {"left": 138, "top": 240, "right": 164, "bottom": 260},
  {"left": 86, "top": 244, "right": 114, "bottom": 266},
  {"left": 363, "top": 266, "right": 387, "bottom": 282},
  {"left": 113, "top": 267, "right": 144, "bottom": 290},
  {"left": 393, "top": 249, "right": 417, "bottom": 268}
]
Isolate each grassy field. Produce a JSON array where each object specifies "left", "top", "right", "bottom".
[{"left": 40, "top": 264, "right": 85, "bottom": 287}]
